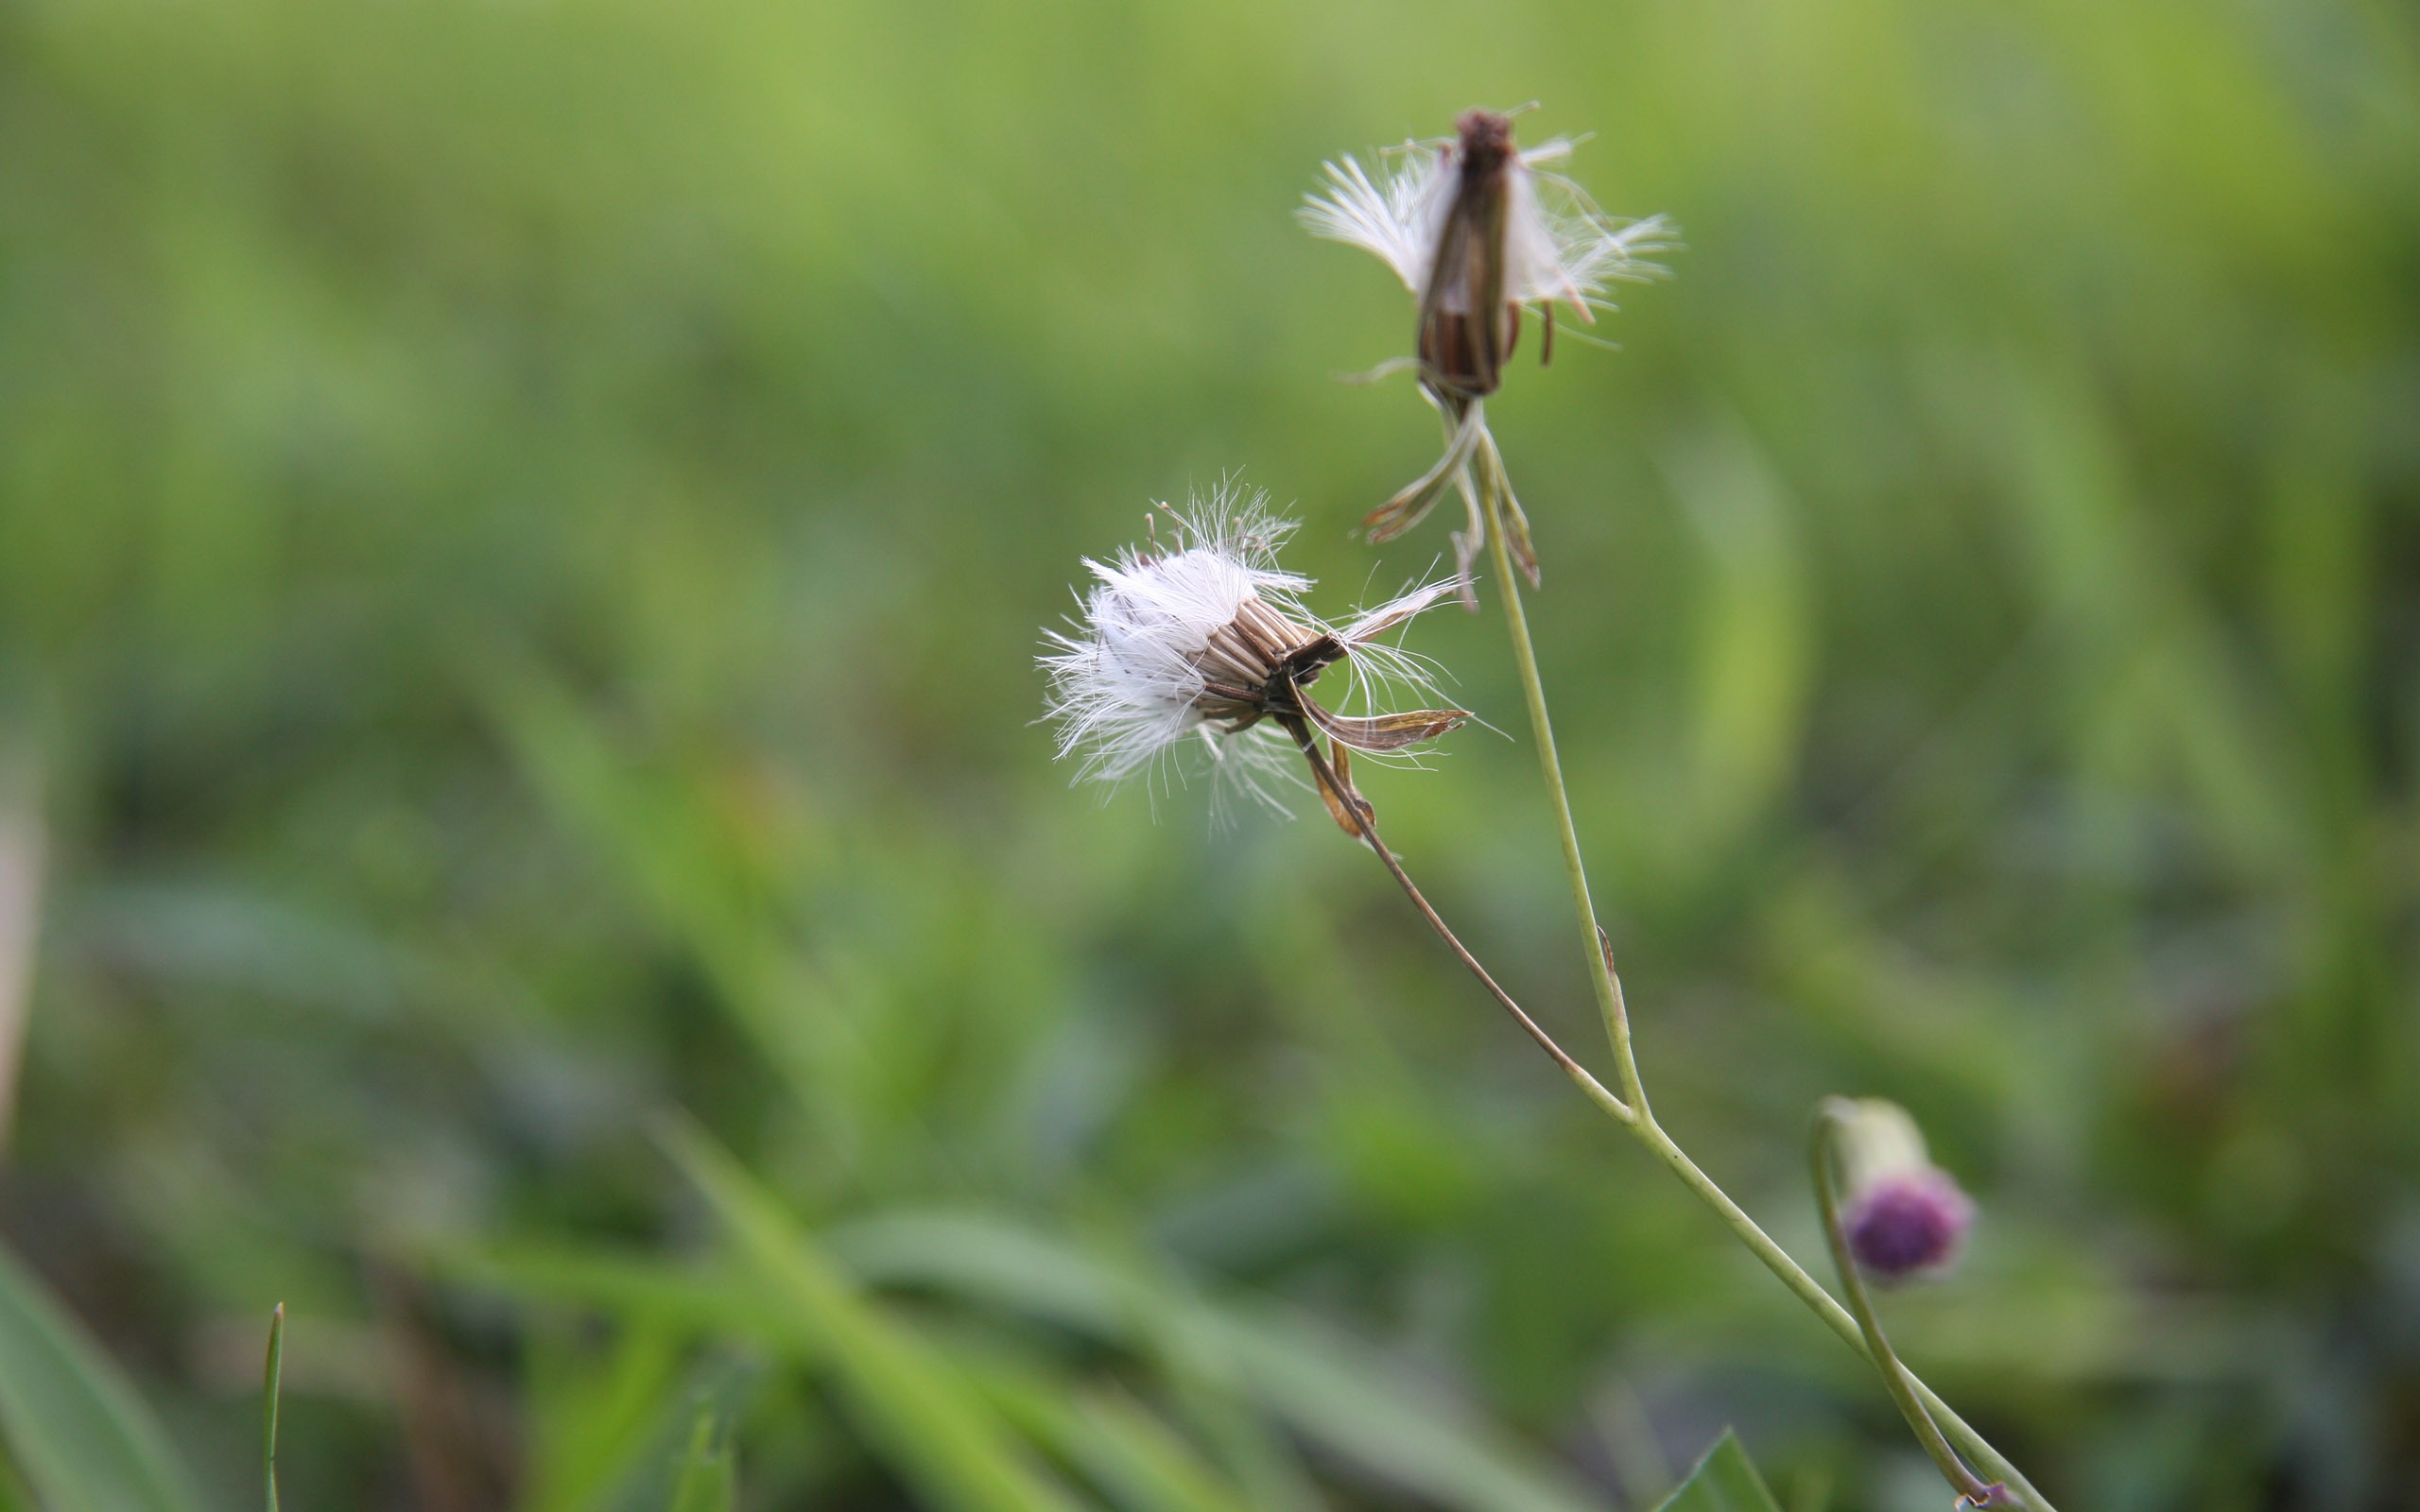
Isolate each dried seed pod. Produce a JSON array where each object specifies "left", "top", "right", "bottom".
[
  {"left": 1302, "top": 109, "right": 1673, "bottom": 589},
  {"left": 1303, "top": 109, "right": 1674, "bottom": 407}
]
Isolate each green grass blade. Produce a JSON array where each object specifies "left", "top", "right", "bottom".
[
  {"left": 453, "top": 1214, "right": 1604, "bottom": 1512},
  {"left": 667, "top": 1406, "right": 735, "bottom": 1512},
  {"left": 1649, "top": 1434, "right": 1781, "bottom": 1512},
  {"left": 966, "top": 1358, "right": 1254, "bottom": 1512},
  {"left": 434, "top": 1242, "right": 766, "bottom": 1338},
  {"left": 519, "top": 1320, "right": 692, "bottom": 1512},
  {"left": 0, "top": 1239, "right": 202, "bottom": 1512},
  {"left": 1213, "top": 1316, "right": 1597, "bottom": 1512},
  {"left": 659, "top": 1123, "right": 1092, "bottom": 1512},
  {"left": 837, "top": 1212, "right": 1600, "bottom": 1512},
  {"left": 263, "top": 1304, "right": 285, "bottom": 1512}
]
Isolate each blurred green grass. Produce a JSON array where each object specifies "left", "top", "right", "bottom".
[{"left": 0, "top": 0, "right": 2415, "bottom": 1504}]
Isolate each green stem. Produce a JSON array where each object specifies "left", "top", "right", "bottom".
[
  {"left": 1636, "top": 1121, "right": 2050, "bottom": 1509},
  {"left": 1812, "top": 1102, "right": 2008, "bottom": 1507},
  {"left": 1473, "top": 440, "right": 2055, "bottom": 1512},
  {"left": 1280, "top": 714, "right": 1634, "bottom": 1128},
  {"left": 1476, "top": 433, "right": 1647, "bottom": 1119},
  {"left": 263, "top": 1302, "right": 285, "bottom": 1512}
]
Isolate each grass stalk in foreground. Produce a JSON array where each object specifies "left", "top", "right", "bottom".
[{"left": 263, "top": 1303, "right": 284, "bottom": 1512}]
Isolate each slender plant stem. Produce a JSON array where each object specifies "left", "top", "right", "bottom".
[
  {"left": 263, "top": 1302, "right": 285, "bottom": 1512},
  {"left": 1475, "top": 433, "right": 1648, "bottom": 1117},
  {"left": 1471, "top": 439, "right": 2057, "bottom": 1512},
  {"left": 1278, "top": 715, "right": 1633, "bottom": 1127},
  {"left": 1641, "top": 1120, "right": 2051, "bottom": 1507},
  {"left": 1812, "top": 1102, "right": 2010, "bottom": 1507}
]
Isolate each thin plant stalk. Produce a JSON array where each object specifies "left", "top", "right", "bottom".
[
  {"left": 1278, "top": 714, "right": 1633, "bottom": 1128},
  {"left": 264, "top": 1302, "right": 285, "bottom": 1512},
  {"left": 1473, "top": 431, "right": 1645, "bottom": 1115},
  {"left": 1812, "top": 1100, "right": 2010, "bottom": 1508},
  {"left": 1471, "top": 440, "right": 2056, "bottom": 1512},
  {"left": 1633, "top": 1115, "right": 2050, "bottom": 1510}
]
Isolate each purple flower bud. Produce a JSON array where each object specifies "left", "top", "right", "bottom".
[{"left": 1842, "top": 1166, "right": 1976, "bottom": 1282}]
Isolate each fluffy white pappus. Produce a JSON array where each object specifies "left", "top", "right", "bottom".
[
  {"left": 1041, "top": 493, "right": 1306, "bottom": 792},
  {"left": 1301, "top": 135, "right": 1674, "bottom": 317},
  {"left": 1041, "top": 490, "right": 1459, "bottom": 816}
]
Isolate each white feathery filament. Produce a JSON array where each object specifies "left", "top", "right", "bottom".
[
  {"left": 1301, "top": 130, "right": 1674, "bottom": 318},
  {"left": 1041, "top": 490, "right": 1460, "bottom": 809}
]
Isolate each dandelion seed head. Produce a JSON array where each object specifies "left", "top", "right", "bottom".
[
  {"left": 1042, "top": 485, "right": 1463, "bottom": 816},
  {"left": 1042, "top": 490, "right": 1305, "bottom": 787}
]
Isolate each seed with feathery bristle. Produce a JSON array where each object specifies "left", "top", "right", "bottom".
[
  {"left": 1040, "top": 486, "right": 1467, "bottom": 820},
  {"left": 1300, "top": 110, "right": 1675, "bottom": 594},
  {"left": 1301, "top": 110, "right": 1675, "bottom": 354}
]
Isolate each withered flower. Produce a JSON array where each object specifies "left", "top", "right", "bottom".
[
  {"left": 1304, "top": 109, "right": 1672, "bottom": 404},
  {"left": 1042, "top": 488, "right": 1466, "bottom": 828},
  {"left": 1302, "top": 110, "right": 1672, "bottom": 586}
]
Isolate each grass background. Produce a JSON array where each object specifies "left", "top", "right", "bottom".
[{"left": 0, "top": 0, "right": 2416, "bottom": 1505}]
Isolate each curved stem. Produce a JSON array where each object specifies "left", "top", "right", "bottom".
[
  {"left": 1812, "top": 1102, "right": 2010, "bottom": 1508},
  {"left": 1634, "top": 1119, "right": 2052, "bottom": 1509},
  {"left": 1278, "top": 715, "right": 1633, "bottom": 1127},
  {"left": 1472, "top": 438, "right": 2056, "bottom": 1512}
]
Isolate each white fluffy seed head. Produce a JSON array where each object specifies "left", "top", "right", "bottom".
[
  {"left": 1041, "top": 486, "right": 1458, "bottom": 815},
  {"left": 1301, "top": 129, "right": 1675, "bottom": 315},
  {"left": 1041, "top": 490, "right": 1308, "bottom": 793}
]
